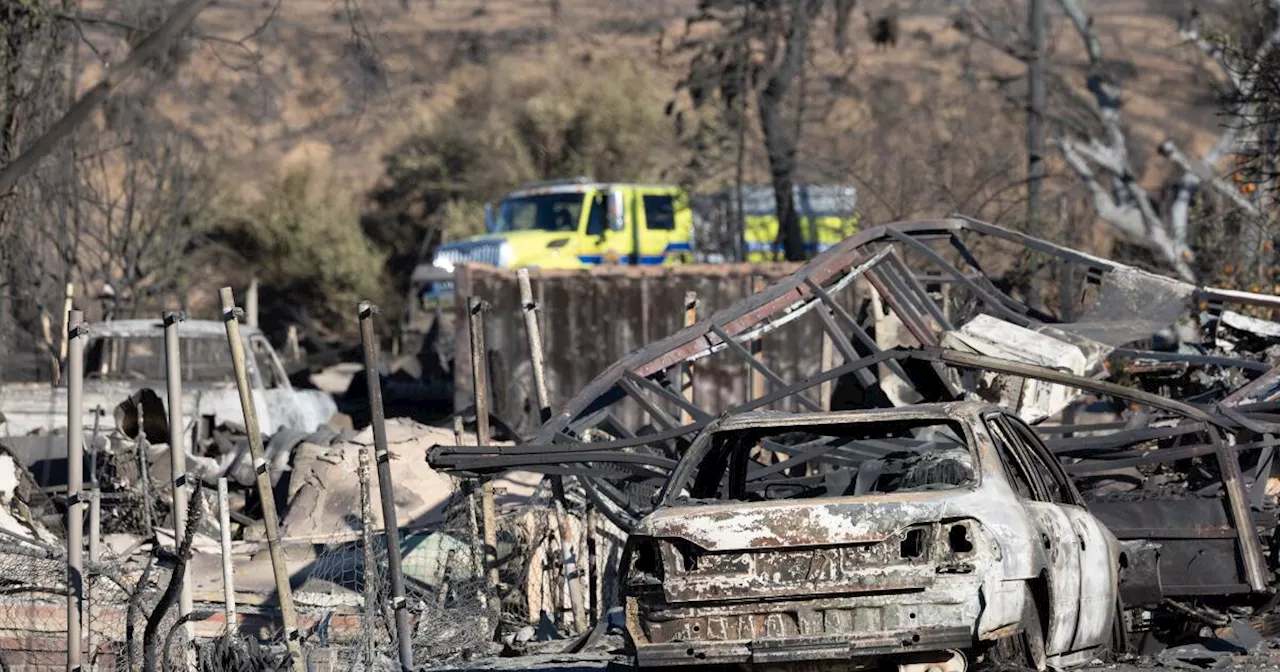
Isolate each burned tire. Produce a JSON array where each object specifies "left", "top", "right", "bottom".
[{"left": 992, "top": 585, "right": 1047, "bottom": 671}]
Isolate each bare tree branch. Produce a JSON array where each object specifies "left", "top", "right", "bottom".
[{"left": 0, "top": 0, "right": 216, "bottom": 196}]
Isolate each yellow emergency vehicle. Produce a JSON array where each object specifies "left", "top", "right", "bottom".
[{"left": 412, "top": 179, "right": 857, "bottom": 301}]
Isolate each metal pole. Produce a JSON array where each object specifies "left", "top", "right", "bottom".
[
  {"left": 218, "top": 287, "right": 302, "bottom": 671},
  {"left": 517, "top": 270, "right": 588, "bottom": 632},
  {"left": 357, "top": 302, "right": 414, "bottom": 672},
  {"left": 86, "top": 490, "right": 99, "bottom": 661},
  {"left": 163, "top": 311, "right": 194, "bottom": 661},
  {"left": 86, "top": 407, "right": 101, "bottom": 663},
  {"left": 455, "top": 416, "right": 488, "bottom": 610},
  {"left": 748, "top": 275, "right": 766, "bottom": 402},
  {"left": 819, "top": 331, "right": 834, "bottom": 411},
  {"left": 467, "top": 298, "right": 501, "bottom": 595},
  {"left": 217, "top": 477, "right": 237, "bottom": 630},
  {"left": 66, "top": 309, "right": 85, "bottom": 672},
  {"left": 357, "top": 447, "right": 377, "bottom": 672},
  {"left": 680, "top": 291, "right": 698, "bottom": 425},
  {"left": 246, "top": 277, "right": 259, "bottom": 328}
]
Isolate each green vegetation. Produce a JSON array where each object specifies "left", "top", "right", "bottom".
[
  {"left": 208, "top": 166, "right": 387, "bottom": 340},
  {"left": 364, "top": 55, "right": 679, "bottom": 294}
]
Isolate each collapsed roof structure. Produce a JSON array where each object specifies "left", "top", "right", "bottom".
[{"left": 429, "top": 217, "right": 1280, "bottom": 630}]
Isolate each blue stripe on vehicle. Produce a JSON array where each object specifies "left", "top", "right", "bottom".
[{"left": 577, "top": 254, "right": 672, "bottom": 265}]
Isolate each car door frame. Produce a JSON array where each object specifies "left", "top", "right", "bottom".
[
  {"left": 983, "top": 411, "right": 1083, "bottom": 658},
  {"left": 1004, "top": 413, "right": 1118, "bottom": 655},
  {"left": 633, "top": 187, "right": 679, "bottom": 265},
  {"left": 247, "top": 333, "right": 297, "bottom": 433}
]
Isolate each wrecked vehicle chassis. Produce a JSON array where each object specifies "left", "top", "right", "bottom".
[{"left": 620, "top": 403, "right": 1121, "bottom": 671}]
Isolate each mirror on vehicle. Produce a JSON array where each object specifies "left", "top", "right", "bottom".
[{"left": 483, "top": 202, "right": 496, "bottom": 233}]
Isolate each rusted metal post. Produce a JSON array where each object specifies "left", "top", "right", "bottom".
[
  {"left": 680, "top": 291, "right": 698, "bottom": 425},
  {"left": 748, "top": 275, "right": 766, "bottom": 402},
  {"left": 218, "top": 287, "right": 302, "bottom": 671},
  {"left": 1213, "top": 430, "right": 1270, "bottom": 591},
  {"left": 467, "top": 298, "right": 501, "bottom": 594},
  {"left": 357, "top": 447, "right": 377, "bottom": 671},
  {"left": 66, "top": 309, "right": 85, "bottom": 672},
  {"left": 819, "top": 331, "right": 834, "bottom": 411},
  {"left": 517, "top": 269, "right": 588, "bottom": 632},
  {"left": 163, "top": 311, "right": 194, "bottom": 659},
  {"left": 455, "top": 416, "right": 489, "bottom": 610},
  {"left": 216, "top": 477, "right": 237, "bottom": 630},
  {"left": 357, "top": 302, "right": 414, "bottom": 672}
]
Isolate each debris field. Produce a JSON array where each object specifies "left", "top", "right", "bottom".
[{"left": 9, "top": 218, "right": 1280, "bottom": 671}]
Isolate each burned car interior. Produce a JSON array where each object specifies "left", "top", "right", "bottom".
[{"left": 668, "top": 418, "right": 976, "bottom": 504}]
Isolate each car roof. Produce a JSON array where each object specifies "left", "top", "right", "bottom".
[
  {"left": 710, "top": 400, "right": 999, "bottom": 433},
  {"left": 86, "top": 318, "right": 262, "bottom": 340},
  {"left": 507, "top": 182, "right": 677, "bottom": 198}
]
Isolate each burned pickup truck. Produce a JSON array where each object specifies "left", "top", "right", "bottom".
[
  {"left": 621, "top": 402, "right": 1121, "bottom": 671},
  {"left": 0, "top": 319, "right": 336, "bottom": 438}
]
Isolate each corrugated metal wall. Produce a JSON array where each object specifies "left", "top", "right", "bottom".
[{"left": 453, "top": 263, "right": 865, "bottom": 436}]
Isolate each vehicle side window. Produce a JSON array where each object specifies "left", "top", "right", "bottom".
[
  {"left": 1005, "top": 416, "right": 1078, "bottom": 506},
  {"left": 984, "top": 416, "right": 1038, "bottom": 500},
  {"left": 993, "top": 416, "right": 1071, "bottom": 504},
  {"left": 250, "top": 338, "right": 285, "bottom": 389},
  {"left": 585, "top": 193, "right": 606, "bottom": 236},
  {"left": 642, "top": 194, "right": 676, "bottom": 231}
]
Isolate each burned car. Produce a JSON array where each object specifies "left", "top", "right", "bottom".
[
  {"left": 1, "top": 319, "right": 336, "bottom": 437},
  {"left": 621, "top": 402, "right": 1121, "bottom": 671}
]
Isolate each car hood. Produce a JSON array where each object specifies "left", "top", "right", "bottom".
[
  {"left": 636, "top": 491, "right": 979, "bottom": 551},
  {"left": 447, "top": 230, "right": 575, "bottom": 248}
]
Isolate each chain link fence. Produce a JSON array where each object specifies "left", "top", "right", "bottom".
[
  {"left": 0, "top": 469, "right": 625, "bottom": 671},
  {"left": 0, "top": 535, "right": 185, "bottom": 671}
]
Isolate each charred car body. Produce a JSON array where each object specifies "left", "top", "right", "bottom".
[
  {"left": 622, "top": 403, "right": 1120, "bottom": 671},
  {"left": 0, "top": 319, "right": 336, "bottom": 438}
]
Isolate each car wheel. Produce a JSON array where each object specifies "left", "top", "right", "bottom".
[{"left": 992, "top": 585, "right": 1047, "bottom": 671}]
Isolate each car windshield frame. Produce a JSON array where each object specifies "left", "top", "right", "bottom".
[
  {"left": 658, "top": 414, "right": 980, "bottom": 506},
  {"left": 492, "top": 193, "right": 587, "bottom": 233},
  {"left": 83, "top": 334, "right": 241, "bottom": 385}
]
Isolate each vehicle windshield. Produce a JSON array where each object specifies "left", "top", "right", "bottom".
[
  {"left": 492, "top": 193, "right": 585, "bottom": 233},
  {"left": 667, "top": 418, "right": 975, "bottom": 504},
  {"left": 84, "top": 336, "right": 237, "bottom": 384}
]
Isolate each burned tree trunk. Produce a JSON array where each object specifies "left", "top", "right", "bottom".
[{"left": 757, "top": 0, "right": 822, "bottom": 262}]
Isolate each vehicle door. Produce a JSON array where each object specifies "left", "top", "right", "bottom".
[
  {"left": 633, "top": 187, "right": 691, "bottom": 264},
  {"left": 1008, "top": 416, "right": 1117, "bottom": 652},
  {"left": 248, "top": 334, "right": 295, "bottom": 433},
  {"left": 984, "top": 413, "right": 1083, "bottom": 657},
  {"left": 578, "top": 189, "right": 634, "bottom": 265}
]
